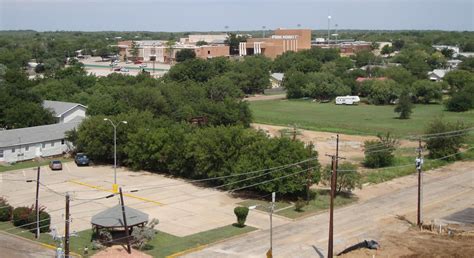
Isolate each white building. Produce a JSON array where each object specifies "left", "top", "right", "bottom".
[
  {"left": 43, "top": 100, "right": 87, "bottom": 123},
  {"left": 427, "top": 69, "right": 448, "bottom": 82},
  {"left": 432, "top": 45, "right": 460, "bottom": 57},
  {"left": 0, "top": 100, "right": 87, "bottom": 163}
]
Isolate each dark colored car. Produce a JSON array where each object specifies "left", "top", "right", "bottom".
[
  {"left": 75, "top": 153, "right": 90, "bottom": 166},
  {"left": 49, "top": 160, "right": 63, "bottom": 170}
]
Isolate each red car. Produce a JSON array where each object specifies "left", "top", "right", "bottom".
[{"left": 134, "top": 60, "right": 143, "bottom": 64}]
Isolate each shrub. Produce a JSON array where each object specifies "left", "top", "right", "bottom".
[
  {"left": 12, "top": 206, "right": 33, "bottom": 228},
  {"left": 234, "top": 207, "right": 249, "bottom": 227},
  {"left": 364, "top": 133, "right": 399, "bottom": 168},
  {"left": 12, "top": 206, "right": 50, "bottom": 232},
  {"left": 0, "top": 197, "right": 13, "bottom": 221},
  {"left": 131, "top": 219, "right": 159, "bottom": 250},
  {"left": 294, "top": 197, "right": 306, "bottom": 212},
  {"left": 425, "top": 119, "right": 467, "bottom": 161}
]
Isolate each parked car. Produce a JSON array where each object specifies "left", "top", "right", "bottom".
[
  {"left": 126, "top": 60, "right": 133, "bottom": 64},
  {"left": 49, "top": 160, "right": 63, "bottom": 170},
  {"left": 139, "top": 64, "right": 147, "bottom": 68},
  {"left": 120, "top": 68, "right": 129, "bottom": 72},
  {"left": 134, "top": 60, "right": 143, "bottom": 64},
  {"left": 113, "top": 67, "right": 122, "bottom": 71},
  {"left": 75, "top": 153, "right": 90, "bottom": 166}
]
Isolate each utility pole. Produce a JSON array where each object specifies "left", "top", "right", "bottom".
[
  {"left": 335, "top": 134, "right": 340, "bottom": 190},
  {"left": 307, "top": 142, "right": 314, "bottom": 202},
  {"left": 326, "top": 150, "right": 345, "bottom": 258},
  {"left": 65, "top": 193, "right": 70, "bottom": 258},
  {"left": 416, "top": 139, "right": 424, "bottom": 227},
  {"left": 35, "top": 166, "right": 40, "bottom": 239},
  {"left": 119, "top": 187, "right": 132, "bottom": 254},
  {"left": 267, "top": 192, "right": 275, "bottom": 258}
]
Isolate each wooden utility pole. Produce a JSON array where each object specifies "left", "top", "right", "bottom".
[
  {"left": 327, "top": 155, "right": 336, "bottom": 258},
  {"left": 267, "top": 192, "right": 275, "bottom": 258},
  {"left": 35, "top": 166, "right": 40, "bottom": 239},
  {"left": 306, "top": 142, "right": 314, "bottom": 202},
  {"left": 416, "top": 139, "right": 423, "bottom": 227},
  {"left": 65, "top": 193, "right": 70, "bottom": 258},
  {"left": 335, "top": 134, "right": 340, "bottom": 189},
  {"left": 119, "top": 188, "right": 132, "bottom": 254}
]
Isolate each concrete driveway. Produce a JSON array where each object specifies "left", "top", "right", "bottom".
[
  {"left": 0, "top": 162, "right": 288, "bottom": 237},
  {"left": 0, "top": 232, "right": 55, "bottom": 258}
]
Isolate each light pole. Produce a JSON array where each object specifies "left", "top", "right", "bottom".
[
  {"left": 327, "top": 15, "right": 331, "bottom": 46},
  {"left": 104, "top": 118, "right": 127, "bottom": 192},
  {"left": 335, "top": 24, "right": 338, "bottom": 45},
  {"left": 262, "top": 26, "right": 266, "bottom": 38}
]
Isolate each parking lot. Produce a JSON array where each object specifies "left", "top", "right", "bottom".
[
  {"left": 79, "top": 56, "right": 170, "bottom": 78},
  {"left": 0, "top": 162, "right": 288, "bottom": 237}
]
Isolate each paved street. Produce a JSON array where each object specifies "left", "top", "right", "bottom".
[
  {"left": 0, "top": 233, "right": 55, "bottom": 258},
  {"left": 186, "top": 161, "right": 474, "bottom": 257}
]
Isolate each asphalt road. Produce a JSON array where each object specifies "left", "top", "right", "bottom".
[
  {"left": 185, "top": 161, "right": 474, "bottom": 258},
  {"left": 0, "top": 233, "right": 55, "bottom": 258}
]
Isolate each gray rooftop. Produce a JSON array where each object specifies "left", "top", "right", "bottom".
[
  {"left": 271, "top": 73, "right": 284, "bottom": 81},
  {"left": 91, "top": 205, "right": 149, "bottom": 228},
  {"left": 0, "top": 119, "right": 81, "bottom": 147},
  {"left": 43, "top": 100, "right": 85, "bottom": 117}
]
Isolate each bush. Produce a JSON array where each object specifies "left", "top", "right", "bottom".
[
  {"left": 12, "top": 206, "right": 33, "bottom": 228},
  {"left": 364, "top": 133, "right": 399, "bottom": 168},
  {"left": 294, "top": 197, "right": 306, "bottom": 212},
  {"left": 322, "top": 162, "right": 362, "bottom": 194},
  {"left": 12, "top": 206, "right": 50, "bottom": 232},
  {"left": 234, "top": 207, "right": 249, "bottom": 227},
  {"left": 425, "top": 119, "right": 467, "bottom": 161},
  {"left": 131, "top": 219, "right": 159, "bottom": 250},
  {"left": 0, "top": 197, "right": 13, "bottom": 221}
]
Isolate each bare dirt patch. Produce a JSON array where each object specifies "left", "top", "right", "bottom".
[
  {"left": 339, "top": 227, "right": 474, "bottom": 258},
  {"left": 244, "top": 94, "right": 286, "bottom": 102},
  {"left": 252, "top": 123, "right": 417, "bottom": 165}
]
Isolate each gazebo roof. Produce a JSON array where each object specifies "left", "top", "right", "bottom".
[{"left": 91, "top": 205, "right": 149, "bottom": 228}]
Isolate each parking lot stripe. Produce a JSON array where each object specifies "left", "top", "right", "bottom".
[{"left": 68, "top": 180, "right": 163, "bottom": 205}]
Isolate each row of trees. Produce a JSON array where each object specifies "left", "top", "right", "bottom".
[{"left": 71, "top": 114, "right": 320, "bottom": 196}]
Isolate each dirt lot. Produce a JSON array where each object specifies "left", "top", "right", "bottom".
[
  {"left": 252, "top": 123, "right": 418, "bottom": 165},
  {"left": 245, "top": 94, "right": 286, "bottom": 102},
  {"left": 340, "top": 226, "right": 474, "bottom": 257}
]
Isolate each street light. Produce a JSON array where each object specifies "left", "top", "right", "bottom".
[
  {"left": 262, "top": 26, "right": 266, "bottom": 38},
  {"left": 327, "top": 15, "right": 331, "bottom": 46},
  {"left": 104, "top": 118, "right": 127, "bottom": 192}
]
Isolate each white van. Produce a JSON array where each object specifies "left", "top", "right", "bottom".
[{"left": 335, "top": 96, "right": 360, "bottom": 105}]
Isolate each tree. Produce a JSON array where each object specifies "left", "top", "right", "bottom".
[
  {"left": 411, "top": 80, "right": 442, "bottom": 104},
  {"left": 230, "top": 55, "right": 271, "bottom": 94},
  {"left": 444, "top": 70, "right": 474, "bottom": 92},
  {"left": 353, "top": 50, "right": 376, "bottom": 67},
  {"left": 322, "top": 162, "right": 362, "bottom": 194},
  {"left": 425, "top": 119, "right": 468, "bottom": 161},
  {"left": 225, "top": 33, "right": 247, "bottom": 55},
  {"left": 131, "top": 219, "right": 159, "bottom": 250},
  {"left": 364, "top": 133, "right": 399, "bottom": 168},
  {"left": 196, "top": 40, "right": 208, "bottom": 46},
  {"left": 458, "top": 57, "right": 474, "bottom": 72},
  {"left": 381, "top": 45, "right": 393, "bottom": 55},
  {"left": 440, "top": 48, "right": 454, "bottom": 59},
  {"left": 392, "top": 39, "right": 405, "bottom": 51},
  {"left": 130, "top": 41, "right": 139, "bottom": 61},
  {"left": 175, "top": 49, "right": 196, "bottom": 62},
  {"left": 445, "top": 83, "right": 474, "bottom": 112},
  {"left": 367, "top": 79, "right": 400, "bottom": 105},
  {"left": 394, "top": 91, "right": 414, "bottom": 119}
]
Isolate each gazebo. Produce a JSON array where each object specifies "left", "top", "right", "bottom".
[{"left": 91, "top": 205, "right": 149, "bottom": 235}]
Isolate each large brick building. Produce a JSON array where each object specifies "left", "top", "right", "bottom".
[{"left": 239, "top": 28, "right": 312, "bottom": 59}]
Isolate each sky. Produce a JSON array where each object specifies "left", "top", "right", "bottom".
[{"left": 0, "top": 0, "right": 473, "bottom": 32}]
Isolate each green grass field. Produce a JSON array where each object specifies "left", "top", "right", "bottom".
[{"left": 249, "top": 99, "right": 474, "bottom": 136}]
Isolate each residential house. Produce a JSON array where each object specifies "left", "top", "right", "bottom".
[
  {"left": 427, "top": 69, "right": 448, "bottom": 82},
  {"left": 0, "top": 100, "right": 87, "bottom": 163}
]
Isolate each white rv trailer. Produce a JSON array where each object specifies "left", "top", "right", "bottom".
[{"left": 335, "top": 96, "right": 360, "bottom": 105}]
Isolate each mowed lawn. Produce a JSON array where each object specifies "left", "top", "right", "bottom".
[{"left": 250, "top": 99, "right": 474, "bottom": 136}]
